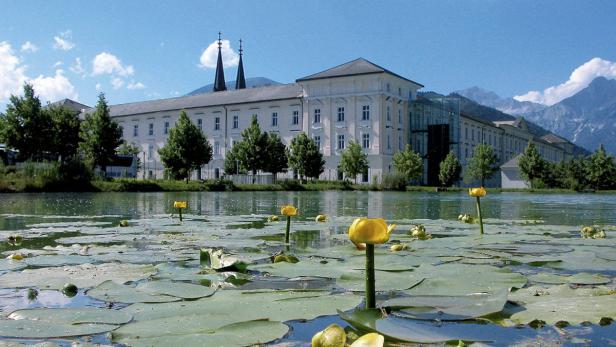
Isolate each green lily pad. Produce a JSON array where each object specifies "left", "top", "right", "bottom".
[
  {"left": 8, "top": 307, "right": 133, "bottom": 325},
  {"left": 336, "top": 270, "right": 424, "bottom": 292},
  {"left": 0, "top": 320, "right": 118, "bottom": 338},
  {"left": 87, "top": 280, "right": 181, "bottom": 303},
  {"left": 529, "top": 272, "right": 612, "bottom": 285},
  {"left": 136, "top": 280, "right": 216, "bottom": 299}
]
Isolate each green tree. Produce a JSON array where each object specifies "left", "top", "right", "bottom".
[
  {"left": 518, "top": 141, "right": 548, "bottom": 188},
  {"left": 0, "top": 84, "right": 53, "bottom": 160},
  {"left": 438, "top": 151, "right": 462, "bottom": 187},
  {"left": 117, "top": 140, "right": 142, "bottom": 174},
  {"left": 288, "top": 132, "right": 325, "bottom": 182},
  {"left": 79, "top": 94, "right": 123, "bottom": 175},
  {"left": 564, "top": 157, "right": 589, "bottom": 191},
  {"left": 338, "top": 140, "right": 368, "bottom": 183},
  {"left": 236, "top": 116, "right": 269, "bottom": 183},
  {"left": 393, "top": 144, "right": 423, "bottom": 183},
  {"left": 223, "top": 142, "right": 245, "bottom": 175},
  {"left": 264, "top": 133, "right": 288, "bottom": 181},
  {"left": 48, "top": 104, "right": 81, "bottom": 162},
  {"left": 465, "top": 143, "right": 498, "bottom": 186},
  {"left": 585, "top": 144, "right": 616, "bottom": 190},
  {"left": 158, "top": 110, "right": 213, "bottom": 181}
]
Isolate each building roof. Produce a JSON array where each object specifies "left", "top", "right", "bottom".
[
  {"left": 296, "top": 58, "right": 424, "bottom": 87},
  {"left": 82, "top": 84, "right": 304, "bottom": 118},
  {"left": 48, "top": 98, "right": 90, "bottom": 114},
  {"left": 460, "top": 111, "right": 499, "bottom": 128},
  {"left": 501, "top": 154, "right": 522, "bottom": 169},
  {"left": 541, "top": 133, "right": 568, "bottom": 144}
]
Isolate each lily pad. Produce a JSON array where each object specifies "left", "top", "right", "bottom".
[
  {"left": 9, "top": 307, "right": 132, "bottom": 325},
  {"left": 336, "top": 270, "right": 424, "bottom": 292},
  {"left": 136, "top": 280, "right": 216, "bottom": 299},
  {"left": 0, "top": 320, "right": 118, "bottom": 338},
  {"left": 529, "top": 272, "right": 612, "bottom": 285},
  {"left": 86, "top": 280, "right": 181, "bottom": 303}
]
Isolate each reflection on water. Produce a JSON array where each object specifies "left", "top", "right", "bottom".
[{"left": 1, "top": 191, "right": 616, "bottom": 230}]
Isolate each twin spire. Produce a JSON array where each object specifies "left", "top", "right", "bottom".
[{"left": 213, "top": 32, "right": 246, "bottom": 92}]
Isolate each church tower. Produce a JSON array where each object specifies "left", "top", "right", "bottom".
[
  {"left": 213, "top": 32, "right": 227, "bottom": 92},
  {"left": 235, "top": 39, "right": 246, "bottom": 90}
]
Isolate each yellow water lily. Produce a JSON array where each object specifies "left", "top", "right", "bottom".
[
  {"left": 315, "top": 214, "right": 327, "bottom": 222},
  {"left": 311, "top": 323, "right": 346, "bottom": 347},
  {"left": 6, "top": 252, "right": 25, "bottom": 261},
  {"left": 390, "top": 243, "right": 408, "bottom": 252},
  {"left": 468, "top": 187, "right": 487, "bottom": 198},
  {"left": 348, "top": 218, "right": 396, "bottom": 245},
  {"left": 281, "top": 205, "right": 298, "bottom": 216},
  {"left": 350, "top": 332, "right": 385, "bottom": 347},
  {"left": 174, "top": 201, "right": 187, "bottom": 209},
  {"left": 268, "top": 215, "right": 280, "bottom": 222}
]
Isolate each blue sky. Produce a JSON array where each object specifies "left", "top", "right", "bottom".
[{"left": 1, "top": 0, "right": 616, "bottom": 110}]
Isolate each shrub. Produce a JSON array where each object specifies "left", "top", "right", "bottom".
[{"left": 380, "top": 172, "right": 408, "bottom": 191}]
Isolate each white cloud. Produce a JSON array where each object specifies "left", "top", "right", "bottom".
[
  {"left": 53, "top": 61, "right": 63, "bottom": 68},
  {"left": 92, "top": 52, "right": 134, "bottom": 76},
  {"left": 199, "top": 40, "right": 239, "bottom": 69},
  {"left": 20, "top": 41, "right": 38, "bottom": 53},
  {"left": 127, "top": 81, "right": 145, "bottom": 90},
  {"left": 69, "top": 57, "right": 86, "bottom": 76},
  {"left": 514, "top": 57, "right": 616, "bottom": 105},
  {"left": 53, "top": 30, "right": 75, "bottom": 51},
  {"left": 31, "top": 69, "right": 77, "bottom": 102},
  {"left": 111, "top": 77, "right": 124, "bottom": 90},
  {"left": 95, "top": 82, "right": 102, "bottom": 91}
]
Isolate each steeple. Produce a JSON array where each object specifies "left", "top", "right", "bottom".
[
  {"left": 235, "top": 39, "right": 246, "bottom": 90},
  {"left": 213, "top": 32, "right": 227, "bottom": 92}
]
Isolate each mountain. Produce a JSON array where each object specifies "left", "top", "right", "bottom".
[
  {"left": 455, "top": 86, "right": 547, "bottom": 115},
  {"left": 186, "top": 77, "right": 281, "bottom": 96},
  {"left": 525, "top": 77, "right": 616, "bottom": 153}
]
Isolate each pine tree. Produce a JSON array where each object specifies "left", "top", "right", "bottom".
[
  {"left": 518, "top": 141, "right": 548, "bottom": 188},
  {"left": 585, "top": 144, "right": 616, "bottom": 190},
  {"left": 236, "top": 116, "right": 269, "bottom": 183},
  {"left": 465, "top": 143, "right": 498, "bottom": 186},
  {"left": 393, "top": 144, "right": 423, "bottom": 183},
  {"left": 264, "top": 133, "right": 288, "bottom": 181},
  {"left": 79, "top": 94, "right": 123, "bottom": 175},
  {"left": 288, "top": 132, "right": 325, "bottom": 182},
  {"left": 438, "top": 151, "right": 461, "bottom": 187},
  {"left": 158, "top": 110, "right": 213, "bottom": 181},
  {"left": 338, "top": 140, "right": 368, "bottom": 183}
]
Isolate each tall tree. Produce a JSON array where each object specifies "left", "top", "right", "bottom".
[
  {"left": 518, "top": 141, "right": 548, "bottom": 189},
  {"left": 264, "top": 133, "right": 288, "bottom": 182},
  {"left": 158, "top": 110, "right": 213, "bottom": 181},
  {"left": 585, "top": 144, "right": 616, "bottom": 190},
  {"left": 338, "top": 140, "right": 369, "bottom": 183},
  {"left": 465, "top": 143, "right": 498, "bottom": 186},
  {"left": 0, "top": 84, "right": 53, "bottom": 160},
  {"left": 236, "top": 116, "right": 269, "bottom": 183},
  {"left": 393, "top": 144, "right": 423, "bottom": 183},
  {"left": 288, "top": 132, "right": 325, "bottom": 182},
  {"left": 223, "top": 142, "right": 245, "bottom": 175},
  {"left": 439, "top": 151, "right": 462, "bottom": 187},
  {"left": 48, "top": 105, "right": 81, "bottom": 162},
  {"left": 79, "top": 93, "right": 123, "bottom": 175},
  {"left": 117, "top": 140, "right": 142, "bottom": 173}
]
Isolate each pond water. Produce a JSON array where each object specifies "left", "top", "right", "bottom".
[{"left": 0, "top": 191, "right": 615, "bottom": 346}]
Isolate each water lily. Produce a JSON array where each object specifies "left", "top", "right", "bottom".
[
  {"left": 281, "top": 205, "right": 297, "bottom": 244},
  {"left": 468, "top": 187, "right": 486, "bottom": 234},
  {"left": 311, "top": 323, "right": 346, "bottom": 347},
  {"left": 348, "top": 218, "right": 396, "bottom": 309},
  {"left": 458, "top": 214, "right": 475, "bottom": 224},
  {"left": 119, "top": 220, "right": 129, "bottom": 227},
  {"left": 390, "top": 243, "right": 408, "bottom": 252},
  {"left": 174, "top": 201, "right": 187, "bottom": 221},
  {"left": 267, "top": 215, "right": 279, "bottom": 222},
  {"left": 410, "top": 224, "right": 432, "bottom": 240},
  {"left": 350, "top": 332, "right": 384, "bottom": 347},
  {"left": 6, "top": 252, "right": 25, "bottom": 261},
  {"left": 315, "top": 214, "right": 327, "bottom": 222},
  {"left": 7, "top": 234, "right": 23, "bottom": 246},
  {"left": 581, "top": 226, "right": 606, "bottom": 239},
  {"left": 273, "top": 253, "right": 299, "bottom": 263}
]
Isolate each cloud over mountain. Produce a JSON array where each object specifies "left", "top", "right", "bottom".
[{"left": 199, "top": 40, "right": 239, "bottom": 69}]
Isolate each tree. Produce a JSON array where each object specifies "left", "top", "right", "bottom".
[
  {"left": 235, "top": 116, "right": 269, "bottom": 183},
  {"left": 565, "top": 157, "right": 589, "bottom": 191},
  {"left": 48, "top": 104, "right": 81, "bottom": 162},
  {"left": 393, "top": 144, "right": 423, "bottom": 183},
  {"left": 585, "top": 144, "right": 616, "bottom": 190},
  {"left": 223, "top": 142, "right": 245, "bottom": 175},
  {"left": 158, "top": 110, "right": 212, "bottom": 181},
  {"left": 0, "top": 84, "right": 53, "bottom": 160},
  {"left": 518, "top": 141, "right": 548, "bottom": 188},
  {"left": 439, "top": 151, "right": 462, "bottom": 187},
  {"left": 465, "top": 143, "right": 498, "bottom": 186},
  {"left": 117, "top": 140, "right": 142, "bottom": 174},
  {"left": 264, "top": 133, "right": 288, "bottom": 181},
  {"left": 288, "top": 132, "right": 325, "bottom": 182},
  {"left": 338, "top": 140, "right": 368, "bottom": 183},
  {"left": 79, "top": 94, "right": 123, "bottom": 175}
]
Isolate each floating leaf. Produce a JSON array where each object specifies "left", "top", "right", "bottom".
[
  {"left": 9, "top": 307, "right": 132, "bottom": 325},
  {"left": 136, "top": 280, "right": 216, "bottom": 299},
  {"left": 0, "top": 320, "right": 118, "bottom": 338},
  {"left": 86, "top": 280, "right": 181, "bottom": 303}
]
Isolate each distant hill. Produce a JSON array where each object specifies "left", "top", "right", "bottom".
[
  {"left": 186, "top": 77, "right": 282, "bottom": 96},
  {"left": 455, "top": 86, "right": 547, "bottom": 115}
]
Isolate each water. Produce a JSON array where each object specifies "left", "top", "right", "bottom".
[{"left": 1, "top": 191, "right": 616, "bottom": 346}]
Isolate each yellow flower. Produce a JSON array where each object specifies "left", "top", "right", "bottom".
[
  {"left": 350, "top": 332, "right": 384, "bottom": 347},
  {"left": 315, "top": 214, "right": 327, "bottom": 222},
  {"left": 174, "top": 201, "right": 187, "bottom": 209},
  {"left": 311, "top": 323, "right": 346, "bottom": 347},
  {"left": 6, "top": 252, "right": 25, "bottom": 261},
  {"left": 348, "top": 218, "right": 396, "bottom": 245},
  {"left": 268, "top": 215, "right": 280, "bottom": 222},
  {"left": 468, "top": 187, "right": 487, "bottom": 198},
  {"left": 281, "top": 205, "right": 298, "bottom": 216}
]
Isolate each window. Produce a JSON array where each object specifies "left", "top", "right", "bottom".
[
  {"left": 387, "top": 134, "right": 391, "bottom": 150},
  {"left": 272, "top": 112, "right": 278, "bottom": 127},
  {"left": 386, "top": 83, "right": 391, "bottom": 92},
  {"left": 387, "top": 106, "right": 391, "bottom": 121},
  {"left": 233, "top": 115, "right": 239, "bottom": 129},
  {"left": 337, "top": 107, "right": 345, "bottom": 122},
  {"left": 148, "top": 144, "right": 153, "bottom": 159},
  {"left": 133, "top": 124, "right": 138, "bottom": 137},
  {"left": 398, "top": 109, "right": 402, "bottom": 124},
  {"left": 148, "top": 123, "right": 154, "bottom": 136},
  {"left": 214, "top": 141, "right": 220, "bottom": 156},
  {"left": 214, "top": 117, "right": 220, "bottom": 131},
  {"left": 292, "top": 110, "right": 299, "bottom": 125},
  {"left": 313, "top": 109, "right": 321, "bottom": 123},
  {"left": 362, "top": 133, "right": 370, "bottom": 149},
  {"left": 472, "top": 129, "right": 475, "bottom": 141},
  {"left": 465, "top": 127, "right": 468, "bottom": 140},
  {"left": 465, "top": 148, "right": 469, "bottom": 158},
  {"left": 337, "top": 134, "right": 345, "bottom": 150},
  {"left": 362, "top": 170, "right": 369, "bottom": 183},
  {"left": 399, "top": 134, "right": 403, "bottom": 150},
  {"left": 362, "top": 105, "right": 370, "bottom": 121},
  {"left": 313, "top": 135, "right": 321, "bottom": 149},
  {"left": 164, "top": 121, "right": 170, "bottom": 135},
  {"left": 197, "top": 119, "right": 202, "bottom": 131}
]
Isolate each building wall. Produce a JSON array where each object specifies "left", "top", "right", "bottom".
[{"left": 501, "top": 167, "right": 529, "bottom": 189}]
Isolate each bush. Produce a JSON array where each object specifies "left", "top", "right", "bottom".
[{"left": 380, "top": 172, "right": 408, "bottom": 191}]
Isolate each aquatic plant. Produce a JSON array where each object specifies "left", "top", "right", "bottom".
[
  {"left": 311, "top": 323, "right": 346, "bottom": 347},
  {"left": 468, "top": 187, "right": 486, "bottom": 234},
  {"left": 315, "top": 214, "right": 327, "bottom": 222},
  {"left": 410, "top": 224, "right": 432, "bottom": 240},
  {"left": 281, "top": 205, "right": 298, "bottom": 244},
  {"left": 580, "top": 226, "right": 606, "bottom": 239},
  {"left": 267, "top": 215, "right": 279, "bottom": 222},
  {"left": 173, "top": 201, "right": 187, "bottom": 221},
  {"left": 458, "top": 214, "right": 475, "bottom": 224}
]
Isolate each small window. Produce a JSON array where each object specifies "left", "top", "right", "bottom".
[
  {"left": 398, "top": 87, "right": 402, "bottom": 96},
  {"left": 233, "top": 115, "right": 239, "bottom": 129},
  {"left": 387, "top": 134, "right": 391, "bottom": 150},
  {"left": 272, "top": 112, "right": 278, "bottom": 127},
  {"left": 362, "top": 105, "right": 370, "bottom": 121},
  {"left": 214, "top": 117, "right": 220, "bottom": 131},
  {"left": 313, "top": 135, "right": 321, "bottom": 149},
  {"left": 313, "top": 109, "right": 321, "bottom": 123},
  {"left": 148, "top": 123, "right": 154, "bottom": 136},
  {"left": 362, "top": 133, "right": 370, "bottom": 149},
  {"left": 398, "top": 134, "right": 403, "bottom": 150},
  {"left": 386, "top": 83, "right": 391, "bottom": 92},
  {"left": 387, "top": 106, "right": 391, "bottom": 121},
  {"left": 198, "top": 119, "right": 202, "bottom": 131},
  {"left": 292, "top": 110, "right": 299, "bottom": 125},
  {"left": 148, "top": 144, "right": 153, "bottom": 159},
  {"left": 398, "top": 109, "right": 402, "bottom": 124},
  {"left": 133, "top": 124, "right": 138, "bottom": 137},
  {"left": 214, "top": 141, "right": 220, "bottom": 156},
  {"left": 337, "top": 107, "right": 345, "bottom": 122},
  {"left": 164, "top": 121, "right": 170, "bottom": 135},
  {"left": 337, "top": 134, "right": 345, "bottom": 150}
]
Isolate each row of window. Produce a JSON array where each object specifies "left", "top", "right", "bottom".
[{"left": 311, "top": 105, "right": 403, "bottom": 124}]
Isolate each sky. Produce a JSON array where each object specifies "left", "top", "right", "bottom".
[{"left": 1, "top": 0, "right": 616, "bottom": 111}]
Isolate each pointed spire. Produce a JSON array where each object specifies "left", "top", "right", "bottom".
[
  {"left": 213, "top": 31, "right": 227, "bottom": 92},
  {"left": 235, "top": 39, "right": 246, "bottom": 90}
]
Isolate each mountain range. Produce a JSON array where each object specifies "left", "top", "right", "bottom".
[{"left": 456, "top": 77, "right": 616, "bottom": 154}]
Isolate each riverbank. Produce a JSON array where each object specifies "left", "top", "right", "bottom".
[{"left": 1, "top": 177, "right": 613, "bottom": 194}]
